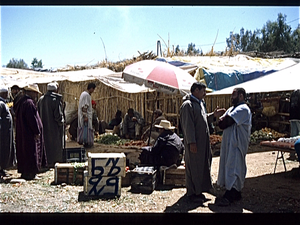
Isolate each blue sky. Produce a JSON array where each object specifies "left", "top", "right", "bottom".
[{"left": 1, "top": 6, "right": 299, "bottom": 69}]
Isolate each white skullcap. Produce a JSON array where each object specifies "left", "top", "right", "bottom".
[
  {"left": 0, "top": 86, "right": 8, "bottom": 93},
  {"left": 47, "top": 82, "right": 58, "bottom": 91}
]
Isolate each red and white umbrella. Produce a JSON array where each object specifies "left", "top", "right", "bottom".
[{"left": 122, "top": 60, "right": 196, "bottom": 95}]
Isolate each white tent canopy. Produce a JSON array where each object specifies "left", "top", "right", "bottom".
[
  {"left": 0, "top": 67, "right": 152, "bottom": 93},
  {"left": 208, "top": 62, "right": 300, "bottom": 95}
]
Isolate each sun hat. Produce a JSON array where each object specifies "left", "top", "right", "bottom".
[
  {"left": 155, "top": 120, "right": 175, "bottom": 130},
  {"left": 24, "top": 83, "right": 42, "bottom": 94}
]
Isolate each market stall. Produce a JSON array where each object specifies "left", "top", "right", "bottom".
[{"left": 260, "top": 136, "right": 299, "bottom": 173}]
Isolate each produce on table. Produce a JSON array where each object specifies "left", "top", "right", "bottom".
[
  {"left": 95, "top": 133, "right": 147, "bottom": 147},
  {"left": 250, "top": 127, "right": 286, "bottom": 144},
  {"left": 210, "top": 134, "right": 222, "bottom": 145},
  {"left": 123, "top": 140, "right": 147, "bottom": 147},
  {"left": 95, "top": 133, "right": 128, "bottom": 145}
]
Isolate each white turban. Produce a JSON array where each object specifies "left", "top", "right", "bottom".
[
  {"left": 0, "top": 86, "right": 8, "bottom": 93},
  {"left": 47, "top": 82, "right": 58, "bottom": 91}
]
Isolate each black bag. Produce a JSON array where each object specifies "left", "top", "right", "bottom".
[{"left": 139, "top": 146, "right": 154, "bottom": 165}]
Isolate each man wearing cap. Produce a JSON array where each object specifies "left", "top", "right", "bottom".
[
  {"left": 180, "top": 82, "right": 225, "bottom": 203},
  {"left": 0, "top": 86, "right": 16, "bottom": 177},
  {"left": 37, "top": 82, "right": 64, "bottom": 167},
  {"left": 151, "top": 120, "right": 184, "bottom": 168},
  {"left": 14, "top": 83, "right": 47, "bottom": 180}
]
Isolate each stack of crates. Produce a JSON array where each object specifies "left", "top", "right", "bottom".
[
  {"left": 84, "top": 152, "right": 126, "bottom": 198},
  {"left": 130, "top": 166, "right": 157, "bottom": 194},
  {"left": 54, "top": 162, "right": 87, "bottom": 185}
]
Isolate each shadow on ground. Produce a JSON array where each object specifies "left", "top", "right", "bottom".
[{"left": 163, "top": 167, "right": 300, "bottom": 213}]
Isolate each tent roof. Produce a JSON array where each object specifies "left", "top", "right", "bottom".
[
  {"left": 0, "top": 67, "right": 152, "bottom": 93},
  {"left": 207, "top": 62, "right": 300, "bottom": 95}
]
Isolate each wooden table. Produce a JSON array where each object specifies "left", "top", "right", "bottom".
[{"left": 260, "top": 141, "right": 295, "bottom": 173}]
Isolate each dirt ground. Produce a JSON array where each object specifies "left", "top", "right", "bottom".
[{"left": 1, "top": 140, "right": 300, "bottom": 214}]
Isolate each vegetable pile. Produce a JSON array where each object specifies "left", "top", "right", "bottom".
[
  {"left": 210, "top": 134, "right": 222, "bottom": 145},
  {"left": 250, "top": 127, "right": 286, "bottom": 144},
  {"left": 95, "top": 134, "right": 128, "bottom": 145}
]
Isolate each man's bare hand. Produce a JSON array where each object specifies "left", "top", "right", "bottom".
[{"left": 214, "top": 106, "right": 226, "bottom": 118}]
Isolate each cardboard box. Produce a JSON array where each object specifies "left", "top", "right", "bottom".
[
  {"left": 130, "top": 167, "right": 157, "bottom": 194},
  {"left": 63, "top": 147, "right": 86, "bottom": 163},
  {"left": 87, "top": 152, "right": 126, "bottom": 177},
  {"left": 84, "top": 171, "right": 121, "bottom": 197},
  {"left": 54, "top": 162, "right": 88, "bottom": 185}
]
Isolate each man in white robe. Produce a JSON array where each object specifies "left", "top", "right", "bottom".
[
  {"left": 215, "top": 88, "right": 252, "bottom": 206},
  {"left": 77, "top": 83, "right": 96, "bottom": 146}
]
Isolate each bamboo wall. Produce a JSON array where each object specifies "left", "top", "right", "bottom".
[
  {"left": 38, "top": 80, "right": 147, "bottom": 124},
  {"left": 37, "top": 80, "right": 232, "bottom": 135},
  {"left": 205, "top": 94, "right": 232, "bottom": 113}
]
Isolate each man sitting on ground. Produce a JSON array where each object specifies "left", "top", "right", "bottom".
[{"left": 151, "top": 120, "right": 184, "bottom": 168}]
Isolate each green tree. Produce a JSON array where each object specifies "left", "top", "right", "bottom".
[
  {"left": 6, "top": 58, "right": 28, "bottom": 69},
  {"left": 291, "top": 24, "right": 300, "bottom": 52},
  {"left": 31, "top": 58, "right": 43, "bottom": 69},
  {"left": 186, "top": 43, "right": 200, "bottom": 56},
  {"left": 260, "top": 13, "right": 292, "bottom": 52},
  {"left": 226, "top": 13, "right": 295, "bottom": 54},
  {"left": 226, "top": 31, "right": 241, "bottom": 52},
  {"left": 175, "top": 45, "right": 180, "bottom": 54}
]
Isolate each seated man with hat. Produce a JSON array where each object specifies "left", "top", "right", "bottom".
[{"left": 151, "top": 120, "right": 184, "bottom": 168}]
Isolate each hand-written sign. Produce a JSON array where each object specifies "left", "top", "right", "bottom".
[
  {"left": 88, "top": 153, "right": 126, "bottom": 177},
  {"left": 86, "top": 175, "right": 121, "bottom": 196},
  {"left": 85, "top": 153, "right": 126, "bottom": 196}
]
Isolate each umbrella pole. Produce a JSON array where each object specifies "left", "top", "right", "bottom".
[{"left": 147, "top": 92, "right": 158, "bottom": 146}]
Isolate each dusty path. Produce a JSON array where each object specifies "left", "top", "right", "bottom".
[{"left": 1, "top": 141, "right": 300, "bottom": 213}]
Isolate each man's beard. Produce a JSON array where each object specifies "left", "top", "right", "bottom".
[{"left": 232, "top": 97, "right": 239, "bottom": 106}]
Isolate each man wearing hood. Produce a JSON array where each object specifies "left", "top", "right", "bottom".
[
  {"left": 180, "top": 82, "right": 225, "bottom": 203},
  {"left": 37, "top": 82, "right": 64, "bottom": 167},
  {"left": 13, "top": 83, "right": 47, "bottom": 180},
  {"left": 0, "top": 86, "right": 16, "bottom": 177}
]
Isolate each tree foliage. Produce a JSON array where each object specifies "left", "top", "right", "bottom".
[
  {"left": 31, "top": 58, "right": 43, "bottom": 69},
  {"left": 186, "top": 43, "right": 200, "bottom": 56},
  {"left": 226, "top": 13, "right": 299, "bottom": 53},
  {"left": 6, "top": 58, "right": 28, "bottom": 69},
  {"left": 175, "top": 45, "right": 180, "bottom": 54}
]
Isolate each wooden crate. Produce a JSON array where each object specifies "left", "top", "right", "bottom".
[
  {"left": 63, "top": 147, "right": 86, "bottom": 163},
  {"left": 84, "top": 171, "right": 121, "bottom": 197},
  {"left": 54, "top": 162, "right": 88, "bottom": 185},
  {"left": 162, "top": 165, "right": 185, "bottom": 186},
  {"left": 130, "top": 167, "right": 157, "bottom": 193},
  {"left": 87, "top": 152, "right": 126, "bottom": 177}
]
